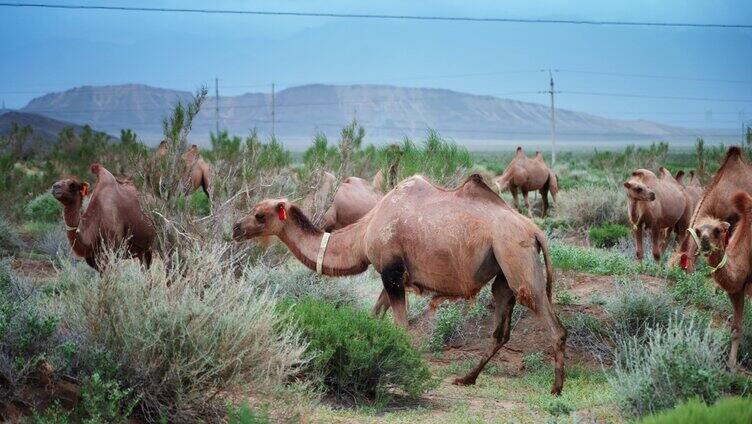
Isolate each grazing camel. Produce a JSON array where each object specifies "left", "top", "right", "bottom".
[
  {"left": 672, "top": 147, "right": 752, "bottom": 272},
  {"left": 233, "top": 174, "right": 567, "bottom": 394},
  {"left": 322, "top": 176, "right": 382, "bottom": 232},
  {"left": 688, "top": 192, "right": 752, "bottom": 369},
  {"left": 623, "top": 168, "right": 692, "bottom": 262},
  {"left": 494, "top": 147, "right": 558, "bottom": 217},
  {"left": 51, "top": 163, "right": 155, "bottom": 270},
  {"left": 156, "top": 141, "right": 213, "bottom": 198}
]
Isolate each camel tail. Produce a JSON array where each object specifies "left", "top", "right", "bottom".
[
  {"left": 547, "top": 172, "right": 559, "bottom": 201},
  {"left": 535, "top": 232, "right": 554, "bottom": 302}
]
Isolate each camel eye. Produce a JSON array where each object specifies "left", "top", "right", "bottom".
[
  {"left": 635, "top": 187, "right": 643, "bottom": 193},
  {"left": 713, "top": 228, "right": 720, "bottom": 236},
  {"left": 255, "top": 213, "right": 265, "bottom": 222}
]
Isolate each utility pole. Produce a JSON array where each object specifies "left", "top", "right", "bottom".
[
  {"left": 271, "top": 82, "right": 276, "bottom": 139},
  {"left": 548, "top": 70, "right": 557, "bottom": 166},
  {"left": 214, "top": 77, "right": 220, "bottom": 137}
]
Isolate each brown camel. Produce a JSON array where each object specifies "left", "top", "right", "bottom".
[
  {"left": 322, "top": 176, "right": 382, "bottom": 232},
  {"left": 233, "top": 174, "right": 567, "bottom": 394},
  {"left": 688, "top": 192, "right": 752, "bottom": 369},
  {"left": 156, "top": 141, "right": 213, "bottom": 198},
  {"left": 623, "top": 167, "right": 691, "bottom": 262},
  {"left": 672, "top": 147, "right": 752, "bottom": 272},
  {"left": 494, "top": 147, "right": 558, "bottom": 217},
  {"left": 51, "top": 163, "right": 155, "bottom": 271}
]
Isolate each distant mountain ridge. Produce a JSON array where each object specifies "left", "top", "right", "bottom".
[
  {"left": 20, "top": 83, "right": 713, "bottom": 148},
  {"left": 0, "top": 111, "right": 115, "bottom": 151}
]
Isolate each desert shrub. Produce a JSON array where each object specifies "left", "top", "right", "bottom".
[
  {"left": 247, "top": 261, "right": 359, "bottom": 308},
  {"left": 54, "top": 244, "right": 306, "bottom": 422},
  {"left": 556, "top": 186, "right": 627, "bottom": 228},
  {"left": 228, "top": 402, "right": 271, "bottom": 424},
  {"left": 738, "top": 306, "right": 752, "bottom": 369},
  {"left": 389, "top": 130, "right": 472, "bottom": 186},
  {"left": 550, "top": 243, "right": 636, "bottom": 275},
  {"left": 638, "top": 397, "right": 752, "bottom": 424},
  {"left": 609, "top": 317, "right": 738, "bottom": 417},
  {"left": 555, "top": 289, "right": 578, "bottom": 306},
  {"left": 522, "top": 351, "right": 546, "bottom": 371},
  {"left": 428, "top": 302, "right": 464, "bottom": 353},
  {"left": 0, "top": 215, "right": 23, "bottom": 255},
  {"left": 78, "top": 372, "right": 139, "bottom": 423},
  {"left": 605, "top": 280, "right": 677, "bottom": 341},
  {"left": 589, "top": 223, "right": 630, "bottom": 248},
  {"left": 561, "top": 312, "right": 611, "bottom": 359},
  {"left": 668, "top": 268, "right": 730, "bottom": 313},
  {"left": 281, "top": 298, "right": 434, "bottom": 404},
  {"left": 187, "top": 190, "right": 211, "bottom": 216},
  {"left": 24, "top": 192, "right": 62, "bottom": 223}
]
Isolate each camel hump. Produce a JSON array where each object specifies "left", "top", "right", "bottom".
[
  {"left": 534, "top": 151, "right": 544, "bottom": 161},
  {"left": 675, "top": 170, "right": 685, "bottom": 184},
  {"left": 458, "top": 174, "right": 504, "bottom": 202},
  {"left": 515, "top": 146, "right": 525, "bottom": 158},
  {"left": 727, "top": 146, "right": 743, "bottom": 160},
  {"left": 91, "top": 163, "right": 117, "bottom": 185},
  {"left": 732, "top": 191, "right": 752, "bottom": 217}
]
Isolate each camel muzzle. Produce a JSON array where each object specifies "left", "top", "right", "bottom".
[{"left": 232, "top": 223, "right": 246, "bottom": 241}]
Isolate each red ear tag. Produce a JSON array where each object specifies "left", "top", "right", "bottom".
[
  {"left": 680, "top": 254, "right": 689, "bottom": 270},
  {"left": 278, "top": 207, "right": 287, "bottom": 221},
  {"left": 81, "top": 185, "right": 89, "bottom": 196}
]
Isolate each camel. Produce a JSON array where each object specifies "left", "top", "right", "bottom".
[
  {"left": 672, "top": 147, "right": 752, "bottom": 272},
  {"left": 51, "top": 163, "right": 155, "bottom": 270},
  {"left": 494, "top": 147, "right": 558, "bottom": 217},
  {"left": 688, "top": 192, "right": 752, "bottom": 369},
  {"left": 322, "top": 176, "right": 382, "bottom": 232},
  {"left": 233, "top": 174, "right": 567, "bottom": 394},
  {"left": 156, "top": 141, "right": 213, "bottom": 198},
  {"left": 623, "top": 167, "right": 692, "bottom": 262}
]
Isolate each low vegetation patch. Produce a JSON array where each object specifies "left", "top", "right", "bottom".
[
  {"left": 282, "top": 297, "right": 435, "bottom": 405},
  {"left": 638, "top": 397, "right": 752, "bottom": 424},
  {"left": 428, "top": 302, "right": 464, "bottom": 353},
  {"left": 550, "top": 243, "right": 637, "bottom": 275},
  {"left": 24, "top": 192, "right": 62, "bottom": 224},
  {"left": 605, "top": 280, "right": 677, "bottom": 341},
  {"left": 609, "top": 317, "right": 747, "bottom": 418},
  {"left": 589, "top": 223, "right": 630, "bottom": 248},
  {"left": 556, "top": 186, "right": 627, "bottom": 228}
]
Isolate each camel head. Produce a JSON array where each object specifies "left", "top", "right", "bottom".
[
  {"left": 233, "top": 198, "right": 295, "bottom": 241},
  {"left": 690, "top": 217, "right": 731, "bottom": 257},
  {"left": 623, "top": 170, "right": 656, "bottom": 201},
  {"left": 51, "top": 177, "right": 90, "bottom": 207}
]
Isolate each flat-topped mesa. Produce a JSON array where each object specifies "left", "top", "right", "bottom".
[
  {"left": 233, "top": 173, "right": 567, "bottom": 395},
  {"left": 51, "top": 163, "right": 155, "bottom": 270}
]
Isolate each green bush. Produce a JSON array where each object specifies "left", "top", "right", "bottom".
[
  {"left": 24, "top": 192, "right": 62, "bottom": 223},
  {"left": 605, "top": 281, "right": 677, "bottom": 341},
  {"left": 0, "top": 215, "right": 23, "bottom": 255},
  {"left": 550, "top": 243, "right": 636, "bottom": 275},
  {"left": 639, "top": 397, "right": 752, "bottom": 424},
  {"left": 228, "top": 402, "right": 271, "bottom": 424},
  {"left": 556, "top": 186, "right": 628, "bottom": 228},
  {"left": 610, "top": 317, "right": 739, "bottom": 417},
  {"left": 428, "top": 302, "right": 464, "bottom": 353},
  {"left": 589, "top": 223, "right": 630, "bottom": 248},
  {"left": 79, "top": 372, "right": 139, "bottom": 423},
  {"left": 281, "top": 298, "right": 435, "bottom": 404},
  {"left": 188, "top": 190, "right": 211, "bottom": 216}
]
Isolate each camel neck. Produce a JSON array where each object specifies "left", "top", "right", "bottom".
[
  {"left": 707, "top": 247, "right": 748, "bottom": 293},
  {"left": 279, "top": 216, "right": 369, "bottom": 277},
  {"left": 62, "top": 202, "right": 92, "bottom": 257}
]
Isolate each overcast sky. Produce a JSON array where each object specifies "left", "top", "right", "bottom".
[{"left": 1, "top": 0, "right": 751, "bottom": 129}]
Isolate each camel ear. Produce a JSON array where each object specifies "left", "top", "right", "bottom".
[
  {"left": 277, "top": 202, "right": 287, "bottom": 221},
  {"left": 80, "top": 182, "right": 90, "bottom": 197},
  {"left": 721, "top": 221, "right": 731, "bottom": 231},
  {"left": 623, "top": 182, "right": 632, "bottom": 189}
]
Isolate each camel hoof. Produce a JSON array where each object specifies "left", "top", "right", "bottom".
[
  {"left": 453, "top": 377, "right": 476, "bottom": 386},
  {"left": 551, "top": 386, "right": 562, "bottom": 396}
]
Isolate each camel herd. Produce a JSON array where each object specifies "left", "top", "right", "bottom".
[{"left": 50, "top": 144, "right": 752, "bottom": 395}]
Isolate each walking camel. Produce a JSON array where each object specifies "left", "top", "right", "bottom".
[
  {"left": 51, "top": 163, "right": 155, "bottom": 271},
  {"left": 688, "top": 191, "right": 752, "bottom": 369},
  {"left": 494, "top": 147, "right": 558, "bottom": 217},
  {"left": 233, "top": 174, "right": 567, "bottom": 394}
]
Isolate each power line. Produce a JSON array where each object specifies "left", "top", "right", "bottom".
[
  {"left": 1, "top": 3, "right": 750, "bottom": 28},
  {"left": 561, "top": 90, "right": 752, "bottom": 103},
  {"left": 556, "top": 69, "right": 752, "bottom": 84}
]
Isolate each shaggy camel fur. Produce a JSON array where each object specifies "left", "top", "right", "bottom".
[
  {"left": 689, "top": 192, "right": 752, "bottom": 368},
  {"left": 51, "top": 164, "right": 155, "bottom": 270},
  {"left": 672, "top": 147, "right": 752, "bottom": 272},
  {"left": 233, "top": 174, "right": 567, "bottom": 394},
  {"left": 156, "top": 141, "right": 213, "bottom": 198},
  {"left": 494, "top": 147, "right": 558, "bottom": 217},
  {"left": 623, "top": 168, "right": 693, "bottom": 262},
  {"left": 322, "top": 176, "right": 382, "bottom": 232}
]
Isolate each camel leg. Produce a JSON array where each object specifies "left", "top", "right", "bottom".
[
  {"left": 85, "top": 256, "right": 100, "bottom": 272},
  {"left": 522, "top": 191, "right": 533, "bottom": 218},
  {"left": 540, "top": 188, "right": 550, "bottom": 217},
  {"left": 137, "top": 251, "right": 153, "bottom": 270},
  {"left": 727, "top": 292, "right": 745, "bottom": 370},
  {"left": 381, "top": 260, "right": 408, "bottom": 329},
  {"left": 371, "top": 289, "right": 390, "bottom": 319},
  {"left": 633, "top": 225, "right": 644, "bottom": 261},
  {"left": 651, "top": 226, "right": 664, "bottom": 262},
  {"left": 534, "top": 288, "right": 568, "bottom": 395},
  {"left": 454, "top": 275, "right": 515, "bottom": 386},
  {"left": 510, "top": 186, "right": 519, "bottom": 211}
]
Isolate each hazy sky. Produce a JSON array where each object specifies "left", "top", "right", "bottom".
[{"left": 1, "top": 0, "right": 751, "bottom": 129}]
